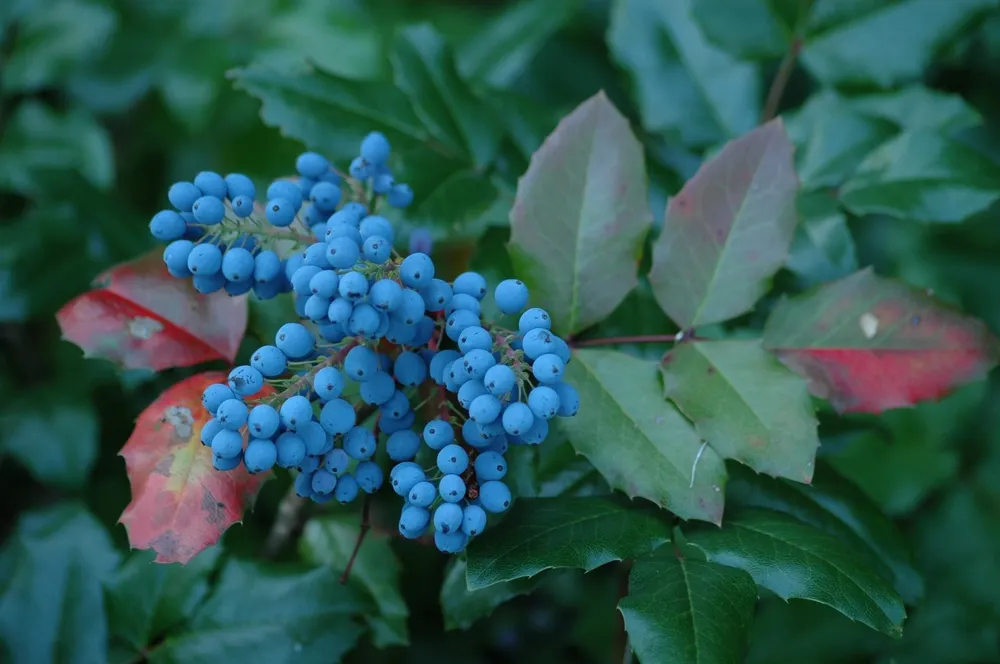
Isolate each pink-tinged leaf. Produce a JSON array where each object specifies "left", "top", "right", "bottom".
[
  {"left": 56, "top": 248, "right": 247, "bottom": 371},
  {"left": 649, "top": 119, "right": 798, "bottom": 328},
  {"left": 762, "top": 268, "right": 1000, "bottom": 414},
  {"left": 119, "top": 372, "right": 271, "bottom": 564},
  {"left": 508, "top": 91, "right": 653, "bottom": 336}
]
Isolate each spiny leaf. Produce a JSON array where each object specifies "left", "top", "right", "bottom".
[
  {"left": 685, "top": 508, "right": 907, "bottom": 637},
  {"left": 661, "top": 339, "right": 820, "bottom": 483},
  {"left": 440, "top": 559, "right": 545, "bottom": 631},
  {"left": 465, "top": 496, "right": 671, "bottom": 589},
  {"left": 785, "top": 191, "right": 858, "bottom": 288},
  {"left": 648, "top": 119, "right": 798, "bottom": 328},
  {"left": 118, "top": 372, "right": 271, "bottom": 564},
  {"left": 557, "top": 349, "right": 727, "bottom": 523},
  {"left": 508, "top": 91, "right": 652, "bottom": 336},
  {"left": 56, "top": 248, "right": 247, "bottom": 371},
  {"left": 762, "top": 268, "right": 999, "bottom": 413},
  {"left": 619, "top": 552, "right": 757, "bottom": 664}
]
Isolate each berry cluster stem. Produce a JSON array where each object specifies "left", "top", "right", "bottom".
[{"left": 341, "top": 493, "right": 372, "bottom": 584}]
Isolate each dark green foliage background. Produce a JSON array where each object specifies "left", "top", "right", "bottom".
[{"left": 3, "top": 1, "right": 1000, "bottom": 662}]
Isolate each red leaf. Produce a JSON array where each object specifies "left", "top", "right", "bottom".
[
  {"left": 763, "top": 268, "right": 1000, "bottom": 414},
  {"left": 56, "top": 248, "right": 247, "bottom": 371},
  {"left": 119, "top": 372, "right": 271, "bottom": 563}
]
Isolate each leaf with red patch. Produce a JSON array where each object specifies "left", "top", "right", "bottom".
[
  {"left": 119, "top": 372, "right": 271, "bottom": 564},
  {"left": 763, "top": 268, "right": 1000, "bottom": 414},
  {"left": 649, "top": 119, "right": 798, "bottom": 328},
  {"left": 56, "top": 248, "right": 247, "bottom": 371}
]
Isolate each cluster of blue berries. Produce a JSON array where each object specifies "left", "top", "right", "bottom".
[
  {"left": 159, "top": 133, "right": 578, "bottom": 555},
  {"left": 148, "top": 131, "right": 413, "bottom": 298}
]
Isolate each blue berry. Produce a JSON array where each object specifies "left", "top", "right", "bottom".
[
  {"left": 420, "top": 279, "right": 453, "bottom": 313},
  {"left": 368, "top": 279, "right": 402, "bottom": 313},
  {"left": 494, "top": 279, "right": 529, "bottom": 314},
  {"left": 552, "top": 381, "right": 580, "bottom": 417},
  {"left": 359, "top": 370, "right": 396, "bottom": 405},
  {"left": 276, "top": 323, "right": 315, "bottom": 359},
  {"left": 304, "top": 294, "right": 331, "bottom": 322},
  {"left": 434, "top": 530, "right": 468, "bottom": 553},
  {"left": 386, "top": 430, "right": 421, "bottom": 461},
  {"left": 194, "top": 171, "right": 227, "bottom": 199},
  {"left": 311, "top": 469, "right": 338, "bottom": 495},
  {"left": 150, "top": 210, "right": 187, "bottom": 242},
  {"left": 502, "top": 402, "right": 534, "bottom": 436},
  {"left": 303, "top": 243, "right": 329, "bottom": 268},
  {"left": 168, "top": 181, "right": 201, "bottom": 211},
  {"left": 380, "top": 391, "right": 410, "bottom": 420},
  {"left": 211, "top": 429, "right": 243, "bottom": 459},
  {"left": 394, "top": 289, "right": 426, "bottom": 325},
  {"left": 532, "top": 353, "right": 566, "bottom": 384},
  {"left": 228, "top": 195, "right": 253, "bottom": 218},
  {"left": 349, "top": 156, "right": 369, "bottom": 179},
  {"left": 520, "top": 417, "right": 549, "bottom": 445},
  {"left": 320, "top": 398, "right": 355, "bottom": 435},
  {"left": 474, "top": 451, "right": 507, "bottom": 481},
  {"left": 527, "top": 386, "right": 560, "bottom": 420},
  {"left": 439, "top": 474, "right": 466, "bottom": 502},
  {"left": 355, "top": 461, "right": 383, "bottom": 493},
  {"left": 248, "top": 404, "right": 280, "bottom": 439},
  {"left": 407, "top": 481, "right": 437, "bottom": 507},
  {"left": 295, "top": 471, "right": 315, "bottom": 497},
  {"left": 360, "top": 215, "right": 395, "bottom": 244},
  {"left": 192, "top": 196, "right": 225, "bottom": 225},
  {"left": 327, "top": 298, "right": 353, "bottom": 326},
  {"left": 326, "top": 221, "right": 363, "bottom": 246},
  {"left": 275, "top": 432, "right": 307, "bottom": 468},
  {"left": 187, "top": 244, "right": 223, "bottom": 275},
  {"left": 446, "top": 309, "right": 480, "bottom": 341},
  {"left": 437, "top": 444, "right": 469, "bottom": 474},
  {"left": 291, "top": 265, "right": 322, "bottom": 295},
  {"left": 338, "top": 271, "right": 369, "bottom": 302},
  {"left": 453, "top": 272, "right": 488, "bottom": 300},
  {"left": 519, "top": 308, "right": 552, "bottom": 334},
  {"left": 200, "top": 418, "right": 225, "bottom": 446},
  {"left": 400, "top": 253, "right": 434, "bottom": 289},
  {"left": 408, "top": 227, "right": 433, "bottom": 255},
  {"left": 479, "top": 480, "right": 512, "bottom": 513},
  {"left": 391, "top": 462, "right": 425, "bottom": 496},
  {"left": 422, "top": 419, "right": 454, "bottom": 450},
  {"left": 429, "top": 351, "right": 462, "bottom": 384},
  {"left": 163, "top": 240, "right": 194, "bottom": 276},
  {"left": 310, "top": 181, "right": 341, "bottom": 213},
  {"left": 224, "top": 173, "right": 256, "bottom": 200},
  {"left": 228, "top": 365, "right": 264, "bottom": 397},
  {"left": 307, "top": 270, "right": 338, "bottom": 299},
  {"left": 433, "top": 502, "right": 463, "bottom": 534},
  {"left": 222, "top": 247, "right": 254, "bottom": 282},
  {"left": 202, "top": 383, "right": 236, "bottom": 414},
  {"left": 462, "top": 504, "right": 488, "bottom": 537},
  {"left": 522, "top": 328, "right": 557, "bottom": 360},
  {"left": 313, "top": 367, "right": 344, "bottom": 401},
  {"left": 298, "top": 420, "right": 329, "bottom": 456},
  {"left": 344, "top": 345, "right": 379, "bottom": 382},
  {"left": 299, "top": 455, "right": 321, "bottom": 474},
  {"left": 216, "top": 398, "right": 249, "bottom": 430},
  {"left": 251, "top": 345, "right": 287, "bottom": 378},
  {"left": 296, "top": 152, "right": 330, "bottom": 179},
  {"left": 245, "top": 440, "right": 277, "bottom": 474},
  {"left": 373, "top": 172, "right": 394, "bottom": 194},
  {"left": 393, "top": 351, "right": 427, "bottom": 387},
  {"left": 266, "top": 180, "right": 304, "bottom": 211},
  {"left": 193, "top": 272, "right": 226, "bottom": 295},
  {"left": 458, "top": 326, "right": 492, "bottom": 353},
  {"left": 348, "top": 303, "right": 381, "bottom": 338},
  {"left": 361, "top": 131, "right": 391, "bottom": 165},
  {"left": 387, "top": 183, "right": 414, "bottom": 208},
  {"left": 399, "top": 505, "right": 430, "bottom": 539},
  {"left": 458, "top": 380, "right": 488, "bottom": 410},
  {"left": 363, "top": 236, "right": 392, "bottom": 263},
  {"left": 447, "top": 293, "right": 482, "bottom": 317},
  {"left": 324, "top": 448, "right": 350, "bottom": 475},
  {"left": 334, "top": 473, "right": 360, "bottom": 503},
  {"left": 279, "top": 395, "right": 313, "bottom": 431},
  {"left": 462, "top": 349, "right": 496, "bottom": 379},
  {"left": 266, "top": 198, "right": 296, "bottom": 227},
  {"left": 213, "top": 452, "right": 243, "bottom": 472}
]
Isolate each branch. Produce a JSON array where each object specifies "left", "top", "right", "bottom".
[
  {"left": 760, "top": 36, "right": 803, "bottom": 124},
  {"left": 262, "top": 484, "right": 309, "bottom": 558},
  {"left": 341, "top": 492, "right": 372, "bottom": 584},
  {"left": 570, "top": 331, "right": 697, "bottom": 348}
]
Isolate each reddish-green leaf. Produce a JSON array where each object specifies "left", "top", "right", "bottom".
[
  {"left": 661, "top": 339, "right": 819, "bottom": 483},
  {"left": 648, "top": 119, "right": 798, "bottom": 328},
  {"left": 508, "top": 91, "right": 653, "bottom": 336},
  {"left": 762, "top": 268, "right": 1000, "bottom": 414},
  {"left": 56, "top": 248, "right": 247, "bottom": 371},
  {"left": 119, "top": 372, "right": 270, "bottom": 564}
]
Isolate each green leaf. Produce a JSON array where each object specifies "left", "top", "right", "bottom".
[
  {"left": 300, "top": 515, "right": 409, "bottom": 648},
  {"left": 105, "top": 548, "right": 220, "bottom": 654},
  {"left": 406, "top": 170, "right": 501, "bottom": 242},
  {"left": 685, "top": 508, "right": 906, "bottom": 637},
  {"left": 785, "top": 93, "right": 899, "bottom": 189},
  {"left": 648, "top": 119, "right": 798, "bottom": 328},
  {"left": 391, "top": 23, "right": 503, "bottom": 168},
  {"left": 690, "top": 0, "right": 790, "bottom": 59},
  {"left": 1, "top": 0, "right": 117, "bottom": 93},
  {"left": 440, "top": 558, "right": 543, "bottom": 630},
  {"left": 486, "top": 89, "right": 561, "bottom": 160},
  {"left": 0, "top": 402, "right": 98, "bottom": 488},
  {"left": 149, "top": 560, "right": 367, "bottom": 664},
  {"left": 608, "top": 0, "right": 760, "bottom": 146},
  {"left": 507, "top": 92, "right": 653, "bottom": 336},
  {"left": 465, "top": 496, "right": 671, "bottom": 589},
  {"left": 726, "top": 463, "right": 924, "bottom": 604},
  {"left": 661, "top": 339, "right": 820, "bottom": 482},
  {"left": 800, "top": 0, "right": 996, "bottom": 88},
  {"left": 838, "top": 131, "right": 1000, "bottom": 223},
  {"left": 0, "top": 101, "right": 114, "bottom": 195},
  {"left": 0, "top": 503, "right": 120, "bottom": 664},
  {"left": 455, "top": 0, "right": 580, "bottom": 87},
  {"left": 785, "top": 191, "right": 858, "bottom": 287},
  {"left": 558, "top": 349, "right": 727, "bottom": 523},
  {"left": 619, "top": 552, "right": 757, "bottom": 664},
  {"left": 847, "top": 85, "right": 982, "bottom": 134}
]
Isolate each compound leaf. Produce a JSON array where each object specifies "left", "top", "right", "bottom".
[
  {"left": 465, "top": 496, "right": 671, "bottom": 589},
  {"left": 762, "top": 268, "right": 999, "bottom": 413},
  {"left": 685, "top": 508, "right": 906, "bottom": 637},
  {"left": 508, "top": 91, "right": 652, "bottom": 336},
  {"left": 649, "top": 119, "right": 798, "bottom": 328},
  {"left": 119, "top": 373, "right": 271, "bottom": 564},
  {"left": 620, "top": 552, "right": 757, "bottom": 664},
  {"left": 558, "top": 349, "right": 727, "bottom": 523},
  {"left": 440, "top": 559, "right": 544, "bottom": 631}
]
